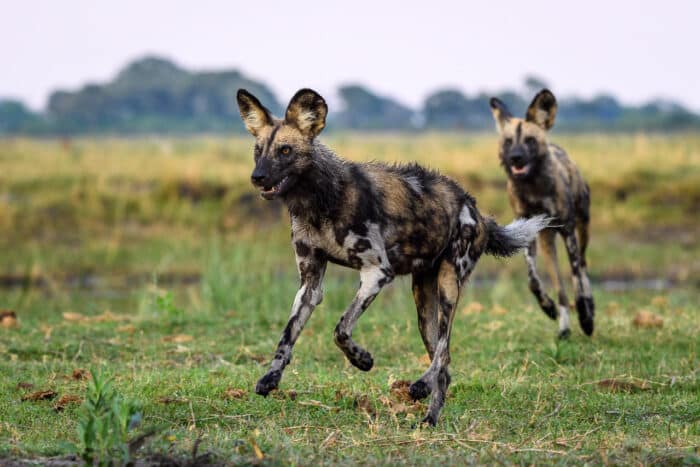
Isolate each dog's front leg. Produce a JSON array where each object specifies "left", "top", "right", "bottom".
[
  {"left": 333, "top": 266, "right": 394, "bottom": 371},
  {"left": 562, "top": 232, "right": 595, "bottom": 336},
  {"left": 255, "top": 250, "right": 327, "bottom": 396}
]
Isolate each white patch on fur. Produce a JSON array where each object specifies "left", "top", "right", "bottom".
[
  {"left": 580, "top": 270, "right": 592, "bottom": 297},
  {"left": 534, "top": 108, "right": 549, "bottom": 128},
  {"left": 297, "top": 110, "right": 317, "bottom": 132},
  {"left": 341, "top": 222, "right": 391, "bottom": 268},
  {"left": 359, "top": 267, "right": 387, "bottom": 296},
  {"left": 456, "top": 243, "right": 473, "bottom": 281},
  {"left": 290, "top": 284, "right": 307, "bottom": 313},
  {"left": 310, "top": 285, "right": 323, "bottom": 307},
  {"left": 405, "top": 175, "right": 423, "bottom": 194},
  {"left": 502, "top": 215, "right": 550, "bottom": 250},
  {"left": 525, "top": 249, "right": 544, "bottom": 285},
  {"left": 559, "top": 305, "right": 570, "bottom": 333},
  {"left": 459, "top": 206, "right": 476, "bottom": 225},
  {"left": 243, "top": 111, "right": 266, "bottom": 134}
]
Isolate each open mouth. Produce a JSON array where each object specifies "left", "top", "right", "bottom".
[
  {"left": 511, "top": 163, "right": 531, "bottom": 176},
  {"left": 259, "top": 176, "right": 289, "bottom": 200}
]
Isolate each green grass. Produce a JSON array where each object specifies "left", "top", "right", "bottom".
[
  {"left": 1, "top": 236, "right": 698, "bottom": 465},
  {"left": 0, "top": 134, "right": 699, "bottom": 464}
]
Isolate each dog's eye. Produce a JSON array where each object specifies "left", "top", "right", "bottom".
[
  {"left": 254, "top": 145, "right": 262, "bottom": 159},
  {"left": 503, "top": 138, "right": 513, "bottom": 147},
  {"left": 524, "top": 137, "right": 538, "bottom": 148},
  {"left": 279, "top": 145, "right": 292, "bottom": 156}
]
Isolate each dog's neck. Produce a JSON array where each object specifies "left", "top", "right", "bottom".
[{"left": 283, "top": 142, "right": 347, "bottom": 227}]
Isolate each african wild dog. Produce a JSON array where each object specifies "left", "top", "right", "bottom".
[
  {"left": 237, "top": 88, "right": 549, "bottom": 425},
  {"left": 489, "top": 89, "right": 595, "bottom": 339}
]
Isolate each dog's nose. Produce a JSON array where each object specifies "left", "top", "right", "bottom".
[
  {"left": 509, "top": 148, "right": 526, "bottom": 165},
  {"left": 251, "top": 170, "right": 268, "bottom": 185},
  {"left": 510, "top": 154, "right": 524, "bottom": 165}
]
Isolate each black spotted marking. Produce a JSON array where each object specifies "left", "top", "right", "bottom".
[
  {"left": 264, "top": 125, "right": 280, "bottom": 155},
  {"left": 354, "top": 239, "right": 371, "bottom": 252},
  {"left": 377, "top": 267, "right": 395, "bottom": 287},
  {"left": 361, "top": 295, "right": 376, "bottom": 310},
  {"left": 576, "top": 296, "right": 595, "bottom": 336},
  {"left": 515, "top": 122, "right": 522, "bottom": 144},
  {"left": 437, "top": 294, "right": 454, "bottom": 336},
  {"left": 294, "top": 241, "right": 311, "bottom": 257},
  {"left": 280, "top": 315, "right": 298, "bottom": 346},
  {"left": 298, "top": 260, "right": 324, "bottom": 283},
  {"left": 347, "top": 253, "right": 363, "bottom": 269},
  {"left": 333, "top": 326, "right": 349, "bottom": 345}
]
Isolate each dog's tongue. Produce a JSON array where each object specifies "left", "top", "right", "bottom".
[{"left": 512, "top": 165, "right": 528, "bottom": 175}]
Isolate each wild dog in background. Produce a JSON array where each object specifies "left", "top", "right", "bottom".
[
  {"left": 489, "top": 89, "right": 595, "bottom": 338},
  {"left": 236, "top": 88, "right": 548, "bottom": 425}
]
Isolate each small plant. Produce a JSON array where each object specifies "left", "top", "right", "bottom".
[
  {"left": 68, "top": 369, "right": 144, "bottom": 466},
  {"left": 155, "top": 290, "right": 186, "bottom": 323}
]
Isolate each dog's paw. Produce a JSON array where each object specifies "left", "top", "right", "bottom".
[
  {"left": 409, "top": 380, "right": 431, "bottom": 401},
  {"left": 349, "top": 350, "right": 374, "bottom": 372},
  {"left": 576, "top": 296, "right": 595, "bottom": 336},
  {"left": 420, "top": 414, "right": 438, "bottom": 427},
  {"left": 255, "top": 370, "right": 282, "bottom": 396},
  {"left": 540, "top": 296, "right": 559, "bottom": 320},
  {"left": 557, "top": 328, "right": 571, "bottom": 340}
]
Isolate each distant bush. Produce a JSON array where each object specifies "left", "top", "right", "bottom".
[{"left": 1, "top": 58, "right": 698, "bottom": 134}]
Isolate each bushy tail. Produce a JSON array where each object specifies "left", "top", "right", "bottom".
[{"left": 485, "top": 215, "right": 550, "bottom": 257}]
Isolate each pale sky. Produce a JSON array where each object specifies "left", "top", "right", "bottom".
[{"left": 2, "top": 0, "right": 699, "bottom": 112}]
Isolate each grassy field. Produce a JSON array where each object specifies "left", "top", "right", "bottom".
[{"left": 0, "top": 133, "right": 698, "bottom": 465}]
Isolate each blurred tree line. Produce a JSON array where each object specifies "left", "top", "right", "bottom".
[{"left": 1, "top": 57, "right": 698, "bottom": 135}]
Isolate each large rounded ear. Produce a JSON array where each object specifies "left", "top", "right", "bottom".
[
  {"left": 285, "top": 88, "right": 328, "bottom": 139},
  {"left": 489, "top": 97, "right": 512, "bottom": 133},
  {"left": 237, "top": 89, "right": 273, "bottom": 136},
  {"left": 526, "top": 89, "right": 557, "bottom": 130}
]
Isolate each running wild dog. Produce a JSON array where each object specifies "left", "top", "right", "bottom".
[
  {"left": 489, "top": 89, "right": 595, "bottom": 339},
  {"left": 237, "top": 88, "right": 549, "bottom": 425}
]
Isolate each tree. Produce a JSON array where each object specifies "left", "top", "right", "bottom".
[
  {"left": 335, "top": 85, "right": 415, "bottom": 130},
  {"left": 0, "top": 99, "right": 41, "bottom": 134},
  {"left": 45, "top": 56, "right": 281, "bottom": 134}
]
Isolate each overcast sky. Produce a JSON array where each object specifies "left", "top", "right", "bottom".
[{"left": 2, "top": 0, "right": 699, "bottom": 112}]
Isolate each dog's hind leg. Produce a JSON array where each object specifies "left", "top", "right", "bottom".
[
  {"left": 576, "top": 218, "right": 590, "bottom": 269},
  {"left": 525, "top": 237, "right": 558, "bottom": 321},
  {"left": 563, "top": 231, "right": 595, "bottom": 336},
  {"left": 255, "top": 248, "right": 327, "bottom": 396},
  {"left": 539, "top": 230, "right": 570, "bottom": 339},
  {"left": 412, "top": 268, "right": 439, "bottom": 358},
  {"left": 410, "top": 257, "right": 463, "bottom": 426},
  {"left": 333, "top": 266, "right": 394, "bottom": 371},
  {"left": 411, "top": 266, "right": 450, "bottom": 398}
]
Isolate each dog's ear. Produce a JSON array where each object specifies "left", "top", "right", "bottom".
[
  {"left": 285, "top": 88, "right": 328, "bottom": 139},
  {"left": 525, "top": 89, "right": 557, "bottom": 130},
  {"left": 489, "top": 97, "right": 512, "bottom": 133},
  {"left": 237, "top": 89, "right": 273, "bottom": 136}
]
